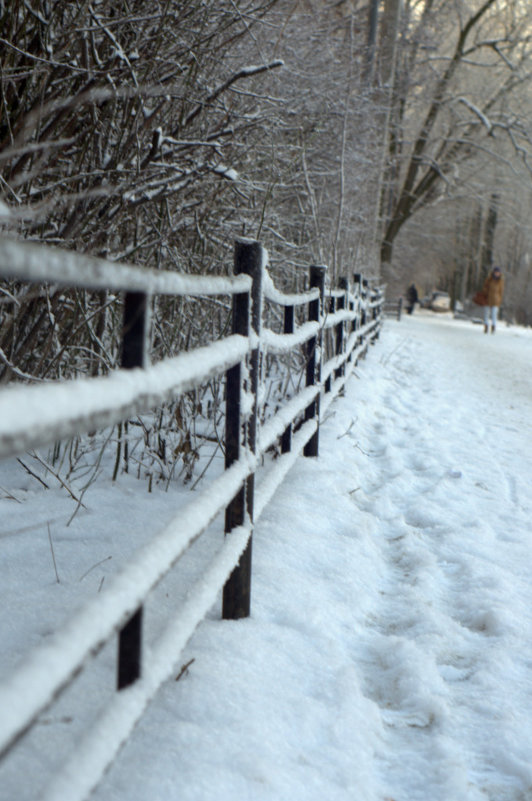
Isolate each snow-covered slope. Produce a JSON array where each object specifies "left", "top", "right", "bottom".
[{"left": 2, "top": 311, "right": 532, "bottom": 801}]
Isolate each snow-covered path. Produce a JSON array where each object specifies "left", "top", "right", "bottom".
[
  {"left": 3, "top": 312, "right": 532, "bottom": 801},
  {"left": 89, "top": 311, "right": 532, "bottom": 801},
  {"left": 343, "top": 314, "right": 532, "bottom": 800}
]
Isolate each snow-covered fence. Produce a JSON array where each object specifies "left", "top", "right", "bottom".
[
  {"left": 384, "top": 296, "right": 403, "bottom": 321},
  {"left": 0, "top": 236, "right": 382, "bottom": 801}
]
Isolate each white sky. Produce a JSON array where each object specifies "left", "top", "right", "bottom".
[{"left": 2, "top": 309, "right": 532, "bottom": 801}]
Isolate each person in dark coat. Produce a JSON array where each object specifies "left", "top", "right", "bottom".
[{"left": 406, "top": 283, "right": 418, "bottom": 315}]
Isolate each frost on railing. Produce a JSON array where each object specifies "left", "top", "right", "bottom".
[
  {"left": 262, "top": 268, "right": 320, "bottom": 307},
  {"left": 0, "top": 237, "right": 251, "bottom": 296},
  {"left": 0, "top": 235, "right": 383, "bottom": 801},
  {"left": 0, "top": 336, "right": 249, "bottom": 459}
]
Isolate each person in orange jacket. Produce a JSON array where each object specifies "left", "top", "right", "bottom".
[{"left": 482, "top": 266, "right": 504, "bottom": 334}]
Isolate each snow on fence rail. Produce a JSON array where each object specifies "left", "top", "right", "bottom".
[{"left": 0, "top": 236, "right": 383, "bottom": 801}]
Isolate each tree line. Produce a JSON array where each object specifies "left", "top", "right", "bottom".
[{"left": 1, "top": 0, "right": 531, "bottom": 481}]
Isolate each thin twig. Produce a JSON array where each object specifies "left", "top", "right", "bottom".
[
  {"left": 47, "top": 523, "right": 60, "bottom": 583},
  {"left": 37, "top": 716, "right": 73, "bottom": 726},
  {"left": 175, "top": 658, "right": 195, "bottom": 682},
  {"left": 0, "top": 485, "right": 23, "bottom": 503},
  {"left": 66, "top": 485, "right": 91, "bottom": 527},
  {"left": 380, "top": 337, "right": 408, "bottom": 367},
  {"left": 190, "top": 445, "right": 220, "bottom": 491},
  {"left": 355, "top": 443, "right": 381, "bottom": 457},
  {"left": 79, "top": 555, "right": 112, "bottom": 582},
  {"left": 30, "top": 451, "right": 87, "bottom": 508},
  {"left": 0, "top": 346, "right": 47, "bottom": 382},
  {"left": 337, "top": 418, "right": 357, "bottom": 439},
  {"left": 17, "top": 458, "right": 50, "bottom": 488}
]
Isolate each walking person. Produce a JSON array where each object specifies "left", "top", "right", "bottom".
[
  {"left": 482, "top": 266, "right": 504, "bottom": 334},
  {"left": 406, "top": 283, "right": 418, "bottom": 315}
]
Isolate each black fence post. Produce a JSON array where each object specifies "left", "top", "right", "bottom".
[
  {"left": 222, "top": 239, "right": 262, "bottom": 620},
  {"left": 281, "top": 303, "right": 294, "bottom": 454},
  {"left": 346, "top": 277, "right": 355, "bottom": 362},
  {"left": 117, "top": 291, "right": 149, "bottom": 690},
  {"left": 121, "top": 292, "right": 149, "bottom": 369},
  {"left": 353, "top": 273, "right": 362, "bottom": 332},
  {"left": 371, "top": 288, "right": 382, "bottom": 341},
  {"left": 117, "top": 612, "right": 143, "bottom": 690},
  {"left": 324, "top": 291, "right": 334, "bottom": 395},
  {"left": 304, "top": 265, "right": 326, "bottom": 458},
  {"left": 335, "top": 277, "right": 347, "bottom": 381},
  {"left": 354, "top": 272, "right": 368, "bottom": 359}
]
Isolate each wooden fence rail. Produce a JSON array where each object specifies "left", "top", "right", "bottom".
[{"left": 0, "top": 235, "right": 383, "bottom": 801}]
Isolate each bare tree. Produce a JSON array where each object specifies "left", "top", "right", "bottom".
[
  {"left": 376, "top": 0, "right": 532, "bottom": 281},
  {"left": 0, "top": 0, "right": 284, "bottom": 378}
]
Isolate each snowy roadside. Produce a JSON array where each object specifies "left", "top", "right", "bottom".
[{"left": 2, "top": 311, "right": 532, "bottom": 801}]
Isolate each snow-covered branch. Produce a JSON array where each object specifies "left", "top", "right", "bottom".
[
  {"left": 457, "top": 97, "right": 493, "bottom": 133},
  {"left": 183, "top": 60, "right": 284, "bottom": 128}
]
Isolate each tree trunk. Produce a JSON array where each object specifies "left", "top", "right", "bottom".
[
  {"left": 481, "top": 193, "right": 499, "bottom": 276},
  {"left": 365, "top": 0, "right": 402, "bottom": 279},
  {"left": 379, "top": 0, "right": 499, "bottom": 274}
]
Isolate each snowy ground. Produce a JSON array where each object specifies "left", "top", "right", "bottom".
[{"left": 2, "top": 310, "right": 532, "bottom": 801}]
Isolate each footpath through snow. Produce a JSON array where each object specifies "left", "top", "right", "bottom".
[
  {"left": 3, "top": 311, "right": 532, "bottom": 801},
  {"left": 92, "top": 311, "right": 532, "bottom": 801}
]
